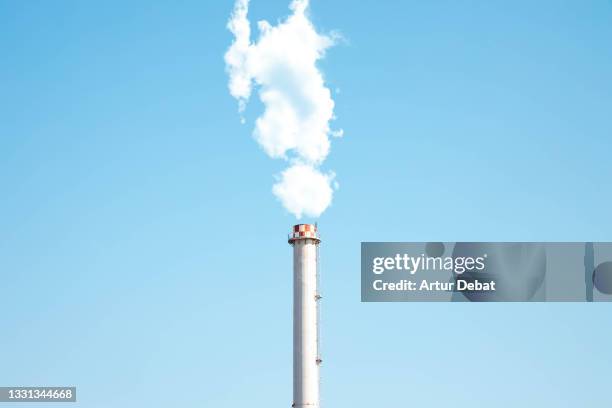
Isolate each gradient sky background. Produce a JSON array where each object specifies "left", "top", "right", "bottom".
[{"left": 1, "top": 0, "right": 612, "bottom": 407}]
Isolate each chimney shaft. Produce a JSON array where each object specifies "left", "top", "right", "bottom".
[{"left": 289, "top": 224, "right": 321, "bottom": 408}]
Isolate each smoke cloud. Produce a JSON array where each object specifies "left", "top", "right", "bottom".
[{"left": 225, "top": 0, "right": 341, "bottom": 219}]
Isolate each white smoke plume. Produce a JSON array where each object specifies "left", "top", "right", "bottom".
[{"left": 225, "top": 0, "right": 341, "bottom": 219}]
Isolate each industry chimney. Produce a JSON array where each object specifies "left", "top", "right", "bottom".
[{"left": 289, "top": 224, "right": 321, "bottom": 408}]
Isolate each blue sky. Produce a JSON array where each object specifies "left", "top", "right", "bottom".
[{"left": 1, "top": 0, "right": 611, "bottom": 406}]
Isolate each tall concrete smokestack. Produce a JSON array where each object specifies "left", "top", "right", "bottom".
[{"left": 289, "top": 224, "right": 321, "bottom": 408}]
